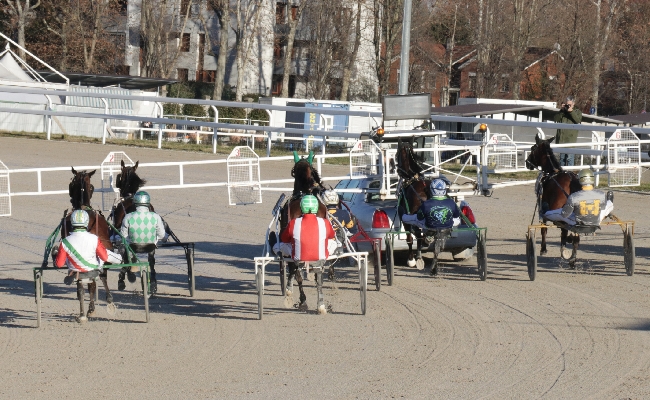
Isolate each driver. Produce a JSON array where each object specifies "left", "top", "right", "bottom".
[
  {"left": 323, "top": 189, "right": 356, "bottom": 234},
  {"left": 401, "top": 179, "right": 461, "bottom": 230},
  {"left": 544, "top": 169, "right": 613, "bottom": 226},
  {"left": 274, "top": 195, "right": 336, "bottom": 261},
  {"left": 55, "top": 210, "right": 113, "bottom": 282}
]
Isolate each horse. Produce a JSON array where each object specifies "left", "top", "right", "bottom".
[
  {"left": 525, "top": 134, "right": 583, "bottom": 264},
  {"left": 395, "top": 138, "right": 448, "bottom": 274},
  {"left": 108, "top": 160, "right": 160, "bottom": 293},
  {"left": 277, "top": 151, "right": 328, "bottom": 310},
  {"left": 63, "top": 167, "right": 116, "bottom": 319}
]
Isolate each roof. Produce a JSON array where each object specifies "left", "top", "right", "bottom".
[
  {"left": 431, "top": 103, "right": 624, "bottom": 124},
  {"left": 36, "top": 71, "right": 176, "bottom": 90},
  {"left": 608, "top": 113, "right": 650, "bottom": 126}
]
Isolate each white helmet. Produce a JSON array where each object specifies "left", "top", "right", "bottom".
[
  {"left": 70, "top": 209, "right": 89, "bottom": 228},
  {"left": 322, "top": 190, "right": 339, "bottom": 206},
  {"left": 430, "top": 179, "right": 447, "bottom": 196}
]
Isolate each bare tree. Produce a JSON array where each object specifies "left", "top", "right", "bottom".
[
  {"left": 206, "top": 0, "right": 230, "bottom": 99},
  {"left": 232, "top": 0, "right": 265, "bottom": 101},
  {"left": 280, "top": 0, "right": 307, "bottom": 98},
  {"left": 339, "top": 0, "right": 363, "bottom": 101},
  {"left": 5, "top": 0, "right": 40, "bottom": 59},
  {"left": 372, "top": 0, "right": 403, "bottom": 96}
]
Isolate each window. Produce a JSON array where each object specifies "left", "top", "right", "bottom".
[
  {"left": 291, "top": 5, "right": 299, "bottom": 20},
  {"left": 111, "top": 0, "right": 128, "bottom": 15},
  {"left": 115, "top": 65, "right": 130, "bottom": 75},
  {"left": 275, "top": 2, "right": 286, "bottom": 24},
  {"left": 197, "top": 70, "right": 215, "bottom": 83},
  {"left": 271, "top": 74, "right": 283, "bottom": 95},
  {"left": 177, "top": 68, "right": 189, "bottom": 81},
  {"left": 180, "top": 33, "right": 191, "bottom": 52},
  {"left": 180, "top": 0, "right": 190, "bottom": 16},
  {"left": 273, "top": 38, "right": 284, "bottom": 59},
  {"left": 198, "top": 33, "right": 205, "bottom": 66},
  {"left": 468, "top": 72, "right": 476, "bottom": 91}
]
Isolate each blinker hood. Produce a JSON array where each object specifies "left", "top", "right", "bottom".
[{"left": 293, "top": 150, "right": 315, "bottom": 165}]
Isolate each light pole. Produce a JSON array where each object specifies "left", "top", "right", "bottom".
[{"left": 398, "top": 0, "right": 413, "bottom": 95}]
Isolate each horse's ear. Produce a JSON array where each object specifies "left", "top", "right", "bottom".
[
  {"left": 293, "top": 151, "right": 300, "bottom": 163},
  {"left": 307, "top": 151, "right": 314, "bottom": 165},
  {"left": 71, "top": 166, "right": 77, "bottom": 175},
  {"left": 121, "top": 160, "right": 125, "bottom": 168},
  {"left": 535, "top": 135, "right": 541, "bottom": 145},
  {"left": 88, "top": 170, "right": 96, "bottom": 178},
  {"left": 134, "top": 161, "right": 139, "bottom": 170},
  {"left": 547, "top": 137, "right": 555, "bottom": 144}
]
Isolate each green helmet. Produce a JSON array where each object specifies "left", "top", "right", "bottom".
[
  {"left": 134, "top": 191, "right": 150, "bottom": 206},
  {"left": 578, "top": 169, "right": 594, "bottom": 185},
  {"left": 70, "top": 210, "right": 89, "bottom": 228},
  {"left": 300, "top": 195, "right": 319, "bottom": 214}
]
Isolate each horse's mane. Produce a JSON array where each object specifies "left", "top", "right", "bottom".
[
  {"left": 117, "top": 166, "right": 146, "bottom": 197},
  {"left": 542, "top": 142, "right": 563, "bottom": 173},
  {"left": 396, "top": 138, "right": 425, "bottom": 180}
]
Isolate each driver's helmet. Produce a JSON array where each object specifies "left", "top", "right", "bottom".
[
  {"left": 430, "top": 179, "right": 447, "bottom": 196},
  {"left": 300, "top": 195, "right": 319, "bottom": 214},
  {"left": 578, "top": 169, "right": 595, "bottom": 186},
  {"left": 70, "top": 210, "right": 89, "bottom": 228},
  {"left": 322, "top": 190, "right": 339, "bottom": 206},
  {"left": 134, "top": 191, "right": 150, "bottom": 206}
]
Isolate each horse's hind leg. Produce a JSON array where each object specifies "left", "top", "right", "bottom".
[
  {"left": 316, "top": 269, "right": 326, "bottom": 314},
  {"left": 415, "top": 237, "right": 425, "bottom": 270},
  {"left": 569, "top": 234, "right": 580, "bottom": 269},
  {"left": 429, "top": 239, "right": 440, "bottom": 276},
  {"left": 118, "top": 268, "right": 127, "bottom": 290},
  {"left": 560, "top": 229, "right": 571, "bottom": 260},
  {"left": 148, "top": 251, "right": 157, "bottom": 295},
  {"left": 87, "top": 281, "right": 96, "bottom": 317},
  {"left": 100, "top": 272, "right": 113, "bottom": 303},
  {"left": 406, "top": 233, "right": 416, "bottom": 267},
  {"left": 76, "top": 281, "right": 87, "bottom": 323},
  {"left": 295, "top": 267, "right": 307, "bottom": 311},
  {"left": 540, "top": 227, "right": 548, "bottom": 255}
]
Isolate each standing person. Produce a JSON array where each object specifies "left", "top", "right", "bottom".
[
  {"left": 119, "top": 191, "right": 168, "bottom": 294},
  {"left": 274, "top": 195, "right": 336, "bottom": 261},
  {"left": 554, "top": 95, "right": 583, "bottom": 166}
]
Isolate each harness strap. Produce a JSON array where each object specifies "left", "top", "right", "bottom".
[{"left": 550, "top": 176, "right": 571, "bottom": 198}]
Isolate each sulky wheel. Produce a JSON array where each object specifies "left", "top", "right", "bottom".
[
  {"left": 624, "top": 228, "right": 635, "bottom": 276},
  {"left": 477, "top": 230, "right": 488, "bottom": 281},
  {"left": 526, "top": 232, "right": 537, "bottom": 281},
  {"left": 373, "top": 243, "right": 381, "bottom": 291},
  {"left": 279, "top": 260, "right": 287, "bottom": 296},
  {"left": 359, "top": 257, "right": 367, "bottom": 315},
  {"left": 385, "top": 237, "right": 394, "bottom": 286}
]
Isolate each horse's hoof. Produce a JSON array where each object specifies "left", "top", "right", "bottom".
[
  {"left": 317, "top": 305, "right": 327, "bottom": 315},
  {"left": 415, "top": 258, "right": 425, "bottom": 270},
  {"left": 106, "top": 302, "right": 117, "bottom": 316},
  {"left": 283, "top": 295, "right": 294, "bottom": 308},
  {"left": 540, "top": 249, "right": 548, "bottom": 256},
  {"left": 569, "top": 258, "right": 577, "bottom": 269},
  {"left": 561, "top": 247, "right": 572, "bottom": 260},
  {"left": 118, "top": 279, "right": 126, "bottom": 291},
  {"left": 75, "top": 315, "right": 88, "bottom": 323},
  {"left": 63, "top": 275, "right": 74, "bottom": 286},
  {"left": 150, "top": 281, "right": 158, "bottom": 295},
  {"left": 407, "top": 258, "right": 416, "bottom": 267},
  {"left": 430, "top": 266, "right": 438, "bottom": 276},
  {"left": 298, "top": 302, "right": 308, "bottom": 311},
  {"left": 127, "top": 272, "right": 136, "bottom": 283},
  {"left": 106, "top": 293, "right": 113, "bottom": 304},
  {"left": 328, "top": 270, "right": 335, "bottom": 281}
]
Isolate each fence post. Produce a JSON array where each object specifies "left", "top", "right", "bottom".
[
  {"left": 211, "top": 106, "right": 219, "bottom": 154},
  {"left": 266, "top": 131, "right": 272, "bottom": 157},
  {"left": 156, "top": 102, "right": 163, "bottom": 149},
  {"left": 101, "top": 98, "right": 109, "bottom": 144},
  {"left": 45, "top": 95, "right": 52, "bottom": 140}
]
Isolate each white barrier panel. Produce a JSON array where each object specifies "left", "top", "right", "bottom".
[
  {"left": 0, "top": 161, "right": 10, "bottom": 216},
  {"left": 227, "top": 146, "right": 262, "bottom": 205},
  {"left": 350, "top": 139, "right": 382, "bottom": 177},
  {"left": 485, "top": 133, "right": 518, "bottom": 172},
  {"left": 608, "top": 129, "right": 640, "bottom": 187},
  {"left": 100, "top": 152, "right": 134, "bottom": 210}
]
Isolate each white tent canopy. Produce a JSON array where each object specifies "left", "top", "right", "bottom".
[{"left": 0, "top": 50, "right": 65, "bottom": 104}]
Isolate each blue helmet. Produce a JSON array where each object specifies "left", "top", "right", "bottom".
[{"left": 430, "top": 179, "right": 447, "bottom": 196}]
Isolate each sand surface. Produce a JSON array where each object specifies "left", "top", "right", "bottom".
[{"left": 1, "top": 137, "right": 649, "bottom": 399}]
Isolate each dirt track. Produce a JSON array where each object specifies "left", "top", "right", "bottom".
[{"left": 1, "top": 136, "right": 650, "bottom": 399}]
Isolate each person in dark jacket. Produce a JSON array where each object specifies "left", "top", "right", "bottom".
[
  {"left": 401, "top": 179, "right": 460, "bottom": 230},
  {"left": 554, "top": 95, "right": 583, "bottom": 166}
]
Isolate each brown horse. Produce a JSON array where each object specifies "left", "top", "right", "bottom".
[
  {"left": 63, "top": 167, "right": 116, "bottom": 319},
  {"left": 395, "top": 139, "right": 447, "bottom": 273},
  {"left": 525, "top": 134, "right": 583, "bottom": 264},
  {"left": 277, "top": 151, "right": 327, "bottom": 309},
  {"left": 109, "top": 160, "right": 161, "bottom": 293}
]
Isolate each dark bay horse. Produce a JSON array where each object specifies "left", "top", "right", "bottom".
[
  {"left": 109, "top": 160, "right": 161, "bottom": 293},
  {"left": 63, "top": 167, "right": 115, "bottom": 318},
  {"left": 278, "top": 151, "right": 327, "bottom": 309},
  {"left": 396, "top": 139, "right": 444, "bottom": 272},
  {"left": 526, "top": 134, "right": 583, "bottom": 263}
]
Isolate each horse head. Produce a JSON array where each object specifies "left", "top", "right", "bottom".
[
  {"left": 115, "top": 160, "right": 146, "bottom": 198},
  {"left": 291, "top": 151, "right": 323, "bottom": 195},
  {"left": 69, "top": 167, "right": 95, "bottom": 209},
  {"left": 526, "top": 134, "right": 561, "bottom": 173},
  {"left": 396, "top": 138, "right": 424, "bottom": 180}
]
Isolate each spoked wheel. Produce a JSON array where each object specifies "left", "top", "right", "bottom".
[
  {"left": 624, "top": 227, "right": 635, "bottom": 276},
  {"left": 142, "top": 269, "right": 150, "bottom": 323},
  {"left": 385, "top": 237, "right": 394, "bottom": 286},
  {"left": 526, "top": 232, "right": 537, "bottom": 281},
  {"left": 477, "top": 230, "right": 488, "bottom": 281},
  {"left": 359, "top": 256, "right": 367, "bottom": 315},
  {"left": 256, "top": 267, "right": 264, "bottom": 320},
  {"left": 373, "top": 243, "right": 381, "bottom": 291},
  {"left": 35, "top": 271, "right": 42, "bottom": 328},
  {"left": 279, "top": 260, "right": 287, "bottom": 296}
]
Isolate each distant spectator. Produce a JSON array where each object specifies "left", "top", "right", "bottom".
[{"left": 554, "top": 95, "right": 582, "bottom": 167}]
